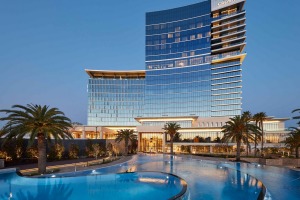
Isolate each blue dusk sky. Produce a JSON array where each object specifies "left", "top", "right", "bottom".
[{"left": 0, "top": 0, "right": 299, "bottom": 127}]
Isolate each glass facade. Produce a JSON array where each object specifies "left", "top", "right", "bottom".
[
  {"left": 144, "top": 0, "right": 245, "bottom": 118},
  {"left": 87, "top": 72, "right": 145, "bottom": 126},
  {"left": 87, "top": 0, "right": 246, "bottom": 126}
]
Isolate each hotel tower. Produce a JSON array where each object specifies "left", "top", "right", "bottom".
[{"left": 72, "top": 0, "right": 288, "bottom": 153}]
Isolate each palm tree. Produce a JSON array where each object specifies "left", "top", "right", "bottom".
[
  {"left": 253, "top": 112, "right": 267, "bottom": 156},
  {"left": 163, "top": 122, "right": 181, "bottom": 155},
  {"left": 252, "top": 113, "right": 260, "bottom": 156},
  {"left": 292, "top": 109, "right": 300, "bottom": 125},
  {"left": 115, "top": 129, "right": 137, "bottom": 156},
  {"left": 222, "top": 115, "right": 258, "bottom": 161},
  {"left": 0, "top": 104, "right": 73, "bottom": 174},
  {"left": 243, "top": 111, "right": 252, "bottom": 156},
  {"left": 285, "top": 128, "right": 300, "bottom": 158}
]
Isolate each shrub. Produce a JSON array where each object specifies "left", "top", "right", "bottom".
[
  {"left": 48, "top": 143, "right": 65, "bottom": 160},
  {"left": 27, "top": 147, "right": 38, "bottom": 159},
  {"left": 69, "top": 144, "right": 79, "bottom": 159}
]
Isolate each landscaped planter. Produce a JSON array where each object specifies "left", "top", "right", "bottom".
[
  {"left": 265, "top": 159, "right": 283, "bottom": 166},
  {"left": 282, "top": 158, "right": 300, "bottom": 167},
  {"left": 241, "top": 158, "right": 300, "bottom": 167}
]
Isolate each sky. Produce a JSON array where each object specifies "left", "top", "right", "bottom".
[{"left": 0, "top": 0, "right": 299, "bottom": 127}]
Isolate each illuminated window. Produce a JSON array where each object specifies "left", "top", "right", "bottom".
[
  {"left": 168, "top": 33, "right": 173, "bottom": 38},
  {"left": 213, "top": 13, "right": 219, "bottom": 18},
  {"left": 197, "top": 33, "right": 202, "bottom": 39},
  {"left": 190, "top": 35, "right": 196, "bottom": 40}
]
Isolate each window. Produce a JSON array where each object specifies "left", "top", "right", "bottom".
[
  {"left": 197, "top": 22, "right": 203, "bottom": 28},
  {"left": 190, "top": 57, "right": 203, "bottom": 65},
  {"left": 190, "top": 35, "right": 196, "bottom": 40},
  {"left": 197, "top": 33, "right": 202, "bottom": 39},
  {"left": 168, "top": 33, "right": 173, "bottom": 38}
]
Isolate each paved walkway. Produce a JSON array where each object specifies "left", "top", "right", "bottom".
[{"left": 5, "top": 156, "right": 133, "bottom": 175}]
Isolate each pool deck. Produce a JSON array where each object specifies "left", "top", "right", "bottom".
[
  {"left": 4, "top": 153, "right": 300, "bottom": 175},
  {"left": 5, "top": 156, "right": 133, "bottom": 175}
]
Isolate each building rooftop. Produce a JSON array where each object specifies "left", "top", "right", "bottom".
[{"left": 85, "top": 69, "right": 146, "bottom": 79}]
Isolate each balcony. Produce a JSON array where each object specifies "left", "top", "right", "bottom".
[
  {"left": 212, "top": 10, "right": 246, "bottom": 22},
  {"left": 212, "top": 29, "right": 246, "bottom": 40},
  {"left": 211, "top": 51, "right": 246, "bottom": 64},
  {"left": 211, "top": 23, "right": 246, "bottom": 36},
  {"left": 212, "top": 36, "right": 246, "bottom": 46},
  {"left": 212, "top": 17, "right": 246, "bottom": 30}
]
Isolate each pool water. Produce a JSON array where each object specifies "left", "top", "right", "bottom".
[
  {"left": 49, "top": 154, "right": 264, "bottom": 199},
  {"left": 3, "top": 154, "right": 298, "bottom": 199},
  {"left": 0, "top": 170, "right": 186, "bottom": 200}
]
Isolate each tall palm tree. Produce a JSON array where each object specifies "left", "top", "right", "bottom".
[
  {"left": 252, "top": 113, "right": 260, "bottom": 156},
  {"left": 292, "top": 109, "right": 300, "bottom": 125},
  {"left": 222, "top": 115, "right": 258, "bottom": 161},
  {"left": 0, "top": 104, "right": 73, "bottom": 174},
  {"left": 285, "top": 128, "right": 300, "bottom": 158},
  {"left": 253, "top": 112, "right": 267, "bottom": 156},
  {"left": 163, "top": 122, "right": 181, "bottom": 155},
  {"left": 115, "top": 129, "right": 137, "bottom": 156},
  {"left": 243, "top": 111, "right": 252, "bottom": 156}
]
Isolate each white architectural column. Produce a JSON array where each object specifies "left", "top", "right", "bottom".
[
  {"left": 210, "top": 146, "right": 213, "bottom": 153},
  {"left": 100, "top": 130, "right": 103, "bottom": 139},
  {"left": 138, "top": 132, "right": 142, "bottom": 151},
  {"left": 162, "top": 133, "right": 166, "bottom": 153},
  {"left": 82, "top": 127, "right": 86, "bottom": 139},
  {"left": 95, "top": 126, "right": 98, "bottom": 139}
]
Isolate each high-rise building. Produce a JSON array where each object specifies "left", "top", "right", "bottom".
[
  {"left": 145, "top": 0, "right": 246, "bottom": 118},
  {"left": 86, "top": 70, "right": 145, "bottom": 126},
  {"left": 70, "top": 0, "right": 288, "bottom": 153}
]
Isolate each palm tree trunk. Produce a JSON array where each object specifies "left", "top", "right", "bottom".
[
  {"left": 37, "top": 133, "right": 47, "bottom": 174},
  {"left": 296, "top": 146, "right": 299, "bottom": 158},
  {"left": 261, "top": 121, "right": 264, "bottom": 157},
  {"left": 246, "top": 131, "right": 249, "bottom": 156},
  {"left": 170, "top": 137, "right": 174, "bottom": 155},
  {"left": 254, "top": 134, "right": 257, "bottom": 156},
  {"left": 236, "top": 140, "right": 241, "bottom": 161},
  {"left": 125, "top": 140, "right": 129, "bottom": 156}
]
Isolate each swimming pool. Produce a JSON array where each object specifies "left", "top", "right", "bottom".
[
  {"left": 0, "top": 169, "right": 187, "bottom": 200},
  {"left": 45, "top": 154, "right": 264, "bottom": 199},
  {"left": 2, "top": 154, "right": 298, "bottom": 199}
]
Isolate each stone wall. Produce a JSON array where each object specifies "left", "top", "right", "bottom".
[
  {"left": 0, "top": 159, "right": 4, "bottom": 168},
  {"left": 242, "top": 157, "right": 300, "bottom": 167}
]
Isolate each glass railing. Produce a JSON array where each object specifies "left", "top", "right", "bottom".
[
  {"left": 212, "top": 23, "right": 245, "bottom": 34},
  {"left": 212, "top": 40, "right": 245, "bottom": 52},
  {"left": 213, "top": 28, "right": 246, "bottom": 39},
  {"left": 212, "top": 34, "right": 245, "bottom": 45},
  {"left": 211, "top": 51, "right": 242, "bottom": 61},
  {"left": 212, "top": 16, "right": 246, "bottom": 28},
  {"left": 212, "top": 10, "right": 245, "bottom": 22}
]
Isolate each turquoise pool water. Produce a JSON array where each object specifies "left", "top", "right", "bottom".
[
  {"left": 47, "top": 154, "right": 264, "bottom": 199},
  {"left": 0, "top": 170, "right": 186, "bottom": 200},
  {"left": 2, "top": 154, "right": 298, "bottom": 199}
]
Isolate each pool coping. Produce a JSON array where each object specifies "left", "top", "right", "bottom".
[{"left": 122, "top": 171, "right": 188, "bottom": 200}]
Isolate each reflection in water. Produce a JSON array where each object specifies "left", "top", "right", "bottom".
[
  {"left": 0, "top": 176, "right": 73, "bottom": 200},
  {"left": 14, "top": 179, "right": 73, "bottom": 200}
]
